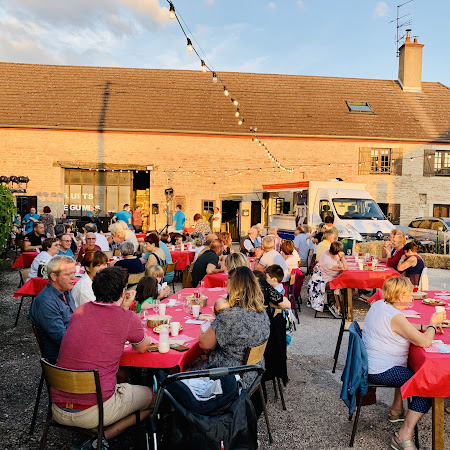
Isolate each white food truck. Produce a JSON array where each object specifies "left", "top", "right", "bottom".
[{"left": 263, "top": 179, "right": 395, "bottom": 241}]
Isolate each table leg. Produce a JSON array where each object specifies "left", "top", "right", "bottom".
[
  {"left": 347, "top": 288, "right": 354, "bottom": 322},
  {"left": 432, "top": 397, "right": 445, "bottom": 450}
]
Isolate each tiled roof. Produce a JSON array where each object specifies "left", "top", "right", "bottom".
[{"left": 1, "top": 62, "right": 449, "bottom": 142}]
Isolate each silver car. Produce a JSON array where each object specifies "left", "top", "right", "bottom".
[{"left": 407, "top": 217, "right": 450, "bottom": 242}]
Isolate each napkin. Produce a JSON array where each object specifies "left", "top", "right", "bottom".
[
  {"left": 185, "top": 319, "right": 205, "bottom": 324},
  {"left": 401, "top": 310, "right": 421, "bottom": 318},
  {"left": 437, "top": 344, "right": 450, "bottom": 353},
  {"left": 207, "top": 287, "right": 225, "bottom": 292}
]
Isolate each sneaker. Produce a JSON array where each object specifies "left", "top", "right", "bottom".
[
  {"left": 329, "top": 304, "right": 342, "bottom": 319},
  {"left": 91, "top": 438, "right": 109, "bottom": 450}
]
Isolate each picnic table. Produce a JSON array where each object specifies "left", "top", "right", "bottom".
[
  {"left": 12, "top": 252, "right": 38, "bottom": 269},
  {"left": 119, "top": 287, "right": 225, "bottom": 370},
  {"left": 400, "top": 291, "right": 450, "bottom": 450},
  {"left": 169, "top": 249, "right": 195, "bottom": 271},
  {"left": 329, "top": 257, "right": 400, "bottom": 321}
]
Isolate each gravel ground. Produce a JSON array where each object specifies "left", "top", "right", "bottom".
[{"left": 0, "top": 255, "right": 449, "bottom": 449}]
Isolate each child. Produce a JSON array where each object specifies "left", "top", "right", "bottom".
[
  {"left": 135, "top": 276, "right": 159, "bottom": 313},
  {"left": 174, "top": 235, "right": 183, "bottom": 246},
  {"left": 213, "top": 297, "right": 230, "bottom": 315},
  {"left": 145, "top": 264, "right": 170, "bottom": 300},
  {"left": 265, "top": 264, "right": 285, "bottom": 295}
]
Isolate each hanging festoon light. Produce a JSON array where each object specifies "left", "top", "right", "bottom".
[
  {"left": 212, "top": 72, "right": 217, "bottom": 83},
  {"left": 238, "top": 118, "right": 244, "bottom": 125},
  {"left": 201, "top": 60, "right": 207, "bottom": 73},
  {"left": 187, "top": 38, "right": 193, "bottom": 52},
  {"left": 169, "top": 2, "right": 175, "bottom": 19},
  {"left": 235, "top": 108, "right": 240, "bottom": 117},
  {"left": 223, "top": 86, "right": 229, "bottom": 96}
]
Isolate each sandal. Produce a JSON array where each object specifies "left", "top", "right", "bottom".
[
  {"left": 391, "top": 432, "right": 417, "bottom": 450},
  {"left": 388, "top": 409, "right": 405, "bottom": 423}
]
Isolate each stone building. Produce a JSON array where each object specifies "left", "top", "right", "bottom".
[{"left": 0, "top": 31, "right": 449, "bottom": 234}]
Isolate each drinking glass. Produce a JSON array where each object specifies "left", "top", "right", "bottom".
[
  {"left": 183, "top": 297, "right": 191, "bottom": 314},
  {"left": 440, "top": 283, "right": 448, "bottom": 293},
  {"left": 154, "top": 299, "right": 161, "bottom": 314}
]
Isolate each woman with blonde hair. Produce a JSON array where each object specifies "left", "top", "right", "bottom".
[
  {"left": 198, "top": 266, "right": 270, "bottom": 382},
  {"left": 382, "top": 229, "right": 407, "bottom": 268},
  {"left": 363, "top": 277, "right": 445, "bottom": 450},
  {"left": 224, "top": 252, "right": 250, "bottom": 272},
  {"left": 110, "top": 221, "right": 139, "bottom": 252}
]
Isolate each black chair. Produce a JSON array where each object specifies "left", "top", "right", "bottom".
[
  {"left": 30, "top": 326, "right": 46, "bottom": 435},
  {"left": 332, "top": 289, "right": 364, "bottom": 373}
]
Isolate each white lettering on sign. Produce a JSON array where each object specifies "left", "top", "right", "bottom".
[{"left": 64, "top": 204, "right": 100, "bottom": 212}]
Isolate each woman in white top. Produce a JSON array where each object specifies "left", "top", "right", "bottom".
[
  {"left": 362, "top": 277, "right": 445, "bottom": 450},
  {"left": 27, "top": 238, "right": 60, "bottom": 281},
  {"left": 281, "top": 240, "right": 301, "bottom": 275},
  {"left": 72, "top": 251, "right": 108, "bottom": 308}
]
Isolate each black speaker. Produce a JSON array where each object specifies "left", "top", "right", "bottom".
[{"left": 152, "top": 204, "right": 159, "bottom": 214}]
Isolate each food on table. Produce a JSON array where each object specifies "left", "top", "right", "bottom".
[
  {"left": 422, "top": 298, "right": 445, "bottom": 306},
  {"left": 153, "top": 324, "right": 183, "bottom": 334}
]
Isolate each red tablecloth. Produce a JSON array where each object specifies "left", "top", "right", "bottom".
[
  {"left": 169, "top": 250, "right": 195, "bottom": 271},
  {"left": 184, "top": 227, "right": 195, "bottom": 234},
  {"left": 14, "top": 276, "right": 81, "bottom": 297},
  {"left": 135, "top": 233, "right": 146, "bottom": 240},
  {"left": 202, "top": 272, "right": 228, "bottom": 289},
  {"left": 119, "top": 287, "right": 226, "bottom": 370},
  {"left": 12, "top": 252, "right": 39, "bottom": 269},
  {"left": 329, "top": 258, "right": 400, "bottom": 290},
  {"left": 400, "top": 291, "right": 450, "bottom": 398}
]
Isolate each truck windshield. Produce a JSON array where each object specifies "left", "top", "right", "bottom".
[{"left": 332, "top": 198, "right": 385, "bottom": 220}]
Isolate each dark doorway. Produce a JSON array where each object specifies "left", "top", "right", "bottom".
[
  {"left": 221, "top": 200, "right": 240, "bottom": 241},
  {"left": 251, "top": 201, "right": 262, "bottom": 226},
  {"left": 16, "top": 196, "right": 37, "bottom": 217}
]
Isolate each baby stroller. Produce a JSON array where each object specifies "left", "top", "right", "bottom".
[{"left": 149, "top": 365, "right": 263, "bottom": 450}]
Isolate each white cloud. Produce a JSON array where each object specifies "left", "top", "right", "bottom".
[
  {"left": 268, "top": 2, "right": 276, "bottom": 9},
  {"left": 373, "top": 1, "right": 389, "bottom": 18},
  {"left": 297, "top": 0, "right": 306, "bottom": 10},
  {"left": 205, "top": 0, "right": 214, "bottom": 5}
]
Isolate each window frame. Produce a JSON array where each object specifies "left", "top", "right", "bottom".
[
  {"left": 201, "top": 200, "right": 215, "bottom": 213},
  {"left": 433, "top": 150, "right": 450, "bottom": 176},
  {"left": 370, "top": 148, "right": 392, "bottom": 174},
  {"left": 346, "top": 101, "right": 374, "bottom": 114}
]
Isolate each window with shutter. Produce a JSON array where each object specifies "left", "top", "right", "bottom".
[
  {"left": 358, "top": 147, "right": 372, "bottom": 175},
  {"left": 423, "top": 149, "right": 435, "bottom": 177},
  {"left": 360, "top": 148, "right": 401, "bottom": 175},
  {"left": 433, "top": 150, "right": 450, "bottom": 176},
  {"left": 391, "top": 148, "right": 403, "bottom": 176}
]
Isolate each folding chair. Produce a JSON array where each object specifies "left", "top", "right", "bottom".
[
  {"left": 113, "top": 249, "right": 120, "bottom": 256},
  {"left": 288, "top": 270, "right": 303, "bottom": 320},
  {"left": 103, "top": 250, "right": 113, "bottom": 258},
  {"left": 243, "top": 341, "right": 273, "bottom": 444},
  {"left": 163, "top": 263, "right": 177, "bottom": 293},
  {"left": 30, "top": 326, "right": 46, "bottom": 435},
  {"left": 127, "top": 272, "right": 145, "bottom": 286},
  {"left": 39, "top": 359, "right": 146, "bottom": 450},
  {"left": 15, "top": 268, "right": 35, "bottom": 327},
  {"left": 332, "top": 289, "right": 364, "bottom": 373}
]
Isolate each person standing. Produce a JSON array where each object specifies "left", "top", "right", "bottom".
[
  {"left": 114, "top": 204, "right": 132, "bottom": 228},
  {"left": 132, "top": 206, "right": 143, "bottom": 233},
  {"left": 212, "top": 207, "right": 222, "bottom": 233},
  {"left": 40, "top": 206, "right": 55, "bottom": 237},
  {"left": 22, "top": 207, "right": 40, "bottom": 234},
  {"left": 172, "top": 204, "right": 186, "bottom": 233}
]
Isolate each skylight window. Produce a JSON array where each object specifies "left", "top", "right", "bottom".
[{"left": 346, "top": 101, "right": 374, "bottom": 114}]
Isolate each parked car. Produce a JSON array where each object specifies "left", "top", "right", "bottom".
[{"left": 408, "top": 217, "right": 450, "bottom": 242}]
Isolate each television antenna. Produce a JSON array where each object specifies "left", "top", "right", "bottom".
[{"left": 390, "top": 0, "right": 413, "bottom": 57}]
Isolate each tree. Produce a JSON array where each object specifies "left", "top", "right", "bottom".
[{"left": 0, "top": 185, "right": 15, "bottom": 255}]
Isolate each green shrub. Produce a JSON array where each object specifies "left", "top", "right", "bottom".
[{"left": 0, "top": 185, "right": 15, "bottom": 255}]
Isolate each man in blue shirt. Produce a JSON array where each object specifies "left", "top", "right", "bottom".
[
  {"left": 22, "top": 207, "right": 40, "bottom": 234},
  {"left": 57, "top": 233, "right": 75, "bottom": 260},
  {"left": 114, "top": 204, "right": 132, "bottom": 228},
  {"left": 172, "top": 204, "right": 186, "bottom": 232},
  {"left": 29, "top": 255, "right": 76, "bottom": 363}
]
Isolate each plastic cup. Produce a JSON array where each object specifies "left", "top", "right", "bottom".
[
  {"left": 192, "top": 304, "right": 200, "bottom": 318},
  {"left": 159, "top": 303, "right": 166, "bottom": 315},
  {"left": 168, "top": 298, "right": 177, "bottom": 306},
  {"left": 170, "top": 321, "right": 180, "bottom": 336},
  {"left": 358, "top": 262, "right": 364, "bottom": 271},
  {"left": 435, "top": 306, "right": 445, "bottom": 313}
]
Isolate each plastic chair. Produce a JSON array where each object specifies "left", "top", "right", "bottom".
[
  {"left": 15, "top": 268, "right": 34, "bottom": 327},
  {"left": 38, "top": 358, "right": 145, "bottom": 450},
  {"left": 332, "top": 290, "right": 364, "bottom": 373},
  {"left": 243, "top": 341, "right": 273, "bottom": 444}
]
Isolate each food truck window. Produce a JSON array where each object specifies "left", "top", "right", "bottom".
[{"left": 319, "top": 200, "right": 332, "bottom": 221}]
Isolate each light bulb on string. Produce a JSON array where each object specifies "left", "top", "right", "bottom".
[
  {"left": 238, "top": 119, "right": 243, "bottom": 125},
  {"left": 231, "top": 98, "right": 238, "bottom": 106},
  {"left": 187, "top": 38, "right": 193, "bottom": 53},
  {"left": 223, "top": 87, "right": 229, "bottom": 96},
  {"left": 201, "top": 60, "right": 207, "bottom": 73},
  {"left": 169, "top": 2, "right": 175, "bottom": 19},
  {"left": 235, "top": 108, "right": 240, "bottom": 117},
  {"left": 212, "top": 72, "right": 217, "bottom": 83}
]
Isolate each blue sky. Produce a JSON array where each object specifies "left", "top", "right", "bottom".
[{"left": 0, "top": 0, "right": 449, "bottom": 86}]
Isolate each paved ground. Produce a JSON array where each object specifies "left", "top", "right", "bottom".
[{"left": 0, "top": 257, "right": 449, "bottom": 449}]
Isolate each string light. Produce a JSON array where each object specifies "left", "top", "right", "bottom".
[
  {"left": 235, "top": 108, "right": 240, "bottom": 117},
  {"left": 231, "top": 98, "right": 238, "bottom": 106},
  {"left": 169, "top": 2, "right": 175, "bottom": 19},
  {"left": 212, "top": 72, "right": 217, "bottom": 83},
  {"left": 238, "top": 119, "right": 243, "bottom": 125},
  {"left": 201, "top": 60, "right": 207, "bottom": 73},
  {"left": 187, "top": 38, "right": 193, "bottom": 53},
  {"left": 223, "top": 87, "right": 229, "bottom": 96}
]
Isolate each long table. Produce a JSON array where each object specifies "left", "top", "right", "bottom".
[
  {"left": 12, "top": 252, "right": 39, "bottom": 269},
  {"left": 14, "top": 275, "right": 82, "bottom": 298},
  {"left": 329, "top": 257, "right": 400, "bottom": 321},
  {"left": 119, "top": 287, "right": 226, "bottom": 370},
  {"left": 400, "top": 291, "right": 450, "bottom": 450}
]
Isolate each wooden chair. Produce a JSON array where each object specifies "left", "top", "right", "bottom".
[
  {"left": 127, "top": 272, "right": 145, "bottom": 286},
  {"left": 243, "top": 341, "right": 273, "bottom": 444},
  {"left": 15, "top": 268, "right": 34, "bottom": 327},
  {"left": 103, "top": 250, "right": 113, "bottom": 258},
  {"left": 332, "top": 290, "right": 364, "bottom": 373},
  {"left": 39, "top": 359, "right": 144, "bottom": 450},
  {"left": 113, "top": 249, "right": 120, "bottom": 256},
  {"left": 182, "top": 262, "right": 195, "bottom": 288},
  {"left": 163, "top": 263, "right": 177, "bottom": 293}
]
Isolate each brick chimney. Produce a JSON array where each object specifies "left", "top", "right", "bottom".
[{"left": 398, "top": 29, "right": 424, "bottom": 92}]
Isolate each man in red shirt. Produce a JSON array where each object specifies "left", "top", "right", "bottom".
[
  {"left": 132, "top": 206, "right": 143, "bottom": 233},
  {"left": 51, "top": 267, "right": 154, "bottom": 443},
  {"left": 77, "top": 232, "right": 101, "bottom": 263}
]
